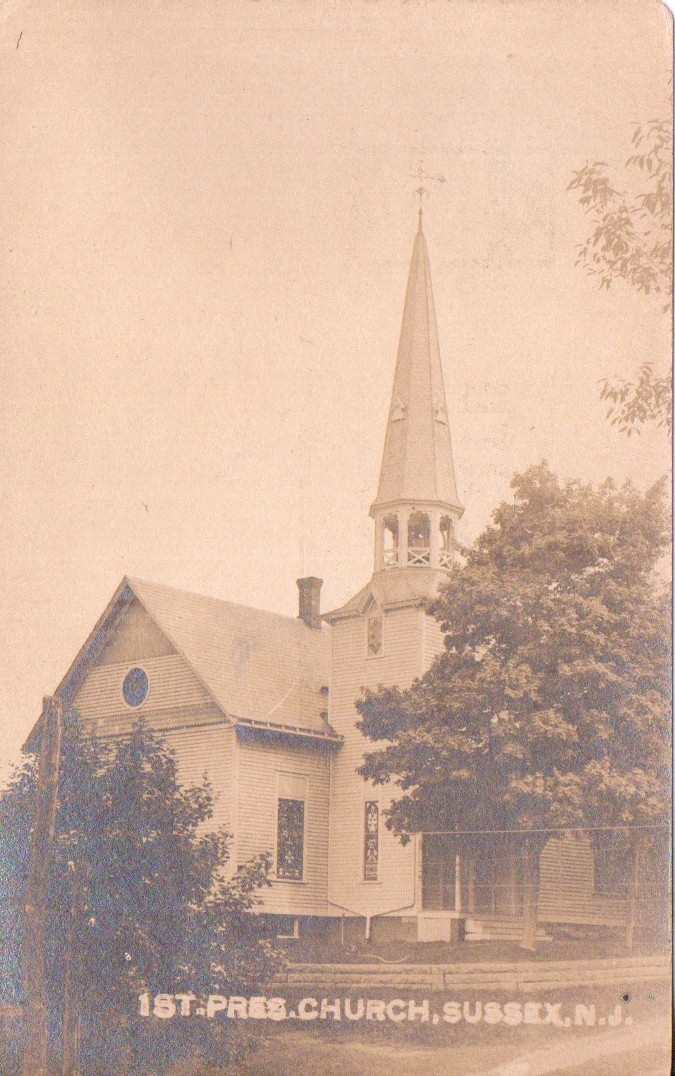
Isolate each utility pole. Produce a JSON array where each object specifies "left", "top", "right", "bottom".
[
  {"left": 62, "top": 861, "right": 89, "bottom": 1076},
  {"left": 22, "top": 695, "right": 63, "bottom": 1076}
]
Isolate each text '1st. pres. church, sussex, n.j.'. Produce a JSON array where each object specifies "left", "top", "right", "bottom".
[{"left": 28, "top": 211, "right": 629, "bottom": 946}]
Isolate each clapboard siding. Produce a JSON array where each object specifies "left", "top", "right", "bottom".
[
  {"left": 328, "top": 606, "right": 424, "bottom": 919},
  {"left": 236, "top": 738, "right": 332, "bottom": 916},
  {"left": 422, "top": 613, "right": 446, "bottom": 669},
  {"left": 539, "top": 835, "right": 626, "bottom": 925},
  {"left": 73, "top": 654, "right": 214, "bottom": 724},
  {"left": 163, "top": 725, "right": 236, "bottom": 842}
]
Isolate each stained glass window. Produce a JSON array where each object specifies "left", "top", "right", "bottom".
[
  {"left": 364, "top": 800, "right": 379, "bottom": 880},
  {"left": 367, "top": 614, "right": 383, "bottom": 656},
  {"left": 277, "top": 798, "right": 305, "bottom": 880},
  {"left": 122, "top": 667, "right": 148, "bottom": 708}
]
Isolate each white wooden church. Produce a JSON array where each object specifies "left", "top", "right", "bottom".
[{"left": 34, "top": 214, "right": 628, "bottom": 945}]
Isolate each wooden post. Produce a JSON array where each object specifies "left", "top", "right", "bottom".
[
  {"left": 454, "top": 852, "right": 462, "bottom": 913},
  {"left": 519, "top": 839, "right": 540, "bottom": 952},
  {"left": 62, "top": 862, "right": 89, "bottom": 1076},
  {"left": 624, "top": 836, "right": 644, "bottom": 952},
  {"left": 22, "top": 695, "right": 63, "bottom": 1076}
]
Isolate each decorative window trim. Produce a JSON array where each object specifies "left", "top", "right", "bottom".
[
  {"left": 363, "top": 798, "right": 380, "bottom": 882},
  {"left": 274, "top": 772, "right": 308, "bottom": 883},
  {"left": 120, "top": 666, "right": 150, "bottom": 710},
  {"left": 365, "top": 607, "right": 384, "bottom": 659}
]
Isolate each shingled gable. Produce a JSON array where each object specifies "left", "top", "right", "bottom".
[{"left": 27, "top": 576, "right": 338, "bottom": 747}]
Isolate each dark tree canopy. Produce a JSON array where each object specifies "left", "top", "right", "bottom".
[
  {"left": 0, "top": 715, "right": 279, "bottom": 1075},
  {"left": 357, "top": 464, "right": 671, "bottom": 846}
]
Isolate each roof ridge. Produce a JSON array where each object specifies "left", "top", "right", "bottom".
[{"left": 127, "top": 575, "right": 327, "bottom": 631}]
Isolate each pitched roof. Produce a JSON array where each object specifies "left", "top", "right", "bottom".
[
  {"left": 27, "top": 577, "right": 336, "bottom": 747},
  {"left": 126, "top": 578, "right": 335, "bottom": 737},
  {"left": 372, "top": 211, "right": 462, "bottom": 513},
  {"left": 324, "top": 567, "right": 448, "bottom": 621}
]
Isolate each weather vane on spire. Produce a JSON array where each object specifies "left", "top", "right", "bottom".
[{"left": 410, "top": 164, "right": 446, "bottom": 215}]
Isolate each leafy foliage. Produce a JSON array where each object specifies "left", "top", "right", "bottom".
[
  {"left": 357, "top": 464, "right": 671, "bottom": 850},
  {"left": 0, "top": 716, "right": 280, "bottom": 1074},
  {"left": 600, "top": 362, "right": 672, "bottom": 438},
  {"left": 568, "top": 120, "right": 672, "bottom": 304},
  {"left": 568, "top": 120, "right": 673, "bottom": 436}
]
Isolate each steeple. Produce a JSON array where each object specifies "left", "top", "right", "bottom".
[{"left": 370, "top": 213, "right": 463, "bottom": 574}]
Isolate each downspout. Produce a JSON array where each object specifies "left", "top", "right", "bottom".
[
  {"left": 326, "top": 754, "right": 372, "bottom": 929},
  {"left": 325, "top": 760, "right": 419, "bottom": 940}
]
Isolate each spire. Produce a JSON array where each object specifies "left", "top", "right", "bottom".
[{"left": 371, "top": 217, "right": 462, "bottom": 515}]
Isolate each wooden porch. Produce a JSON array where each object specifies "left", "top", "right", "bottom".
[{"left": 418, "top": 832, "right": 630, "bottom": 943}]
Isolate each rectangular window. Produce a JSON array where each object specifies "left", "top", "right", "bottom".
[
  {"left": 276, "top": 773, "right": 307, "bottom": 881},
  {"left": 363, "top": 800, "right": 379, "bottom": 880},
  {"left": 277, "top": 799, "right": 305, "bottom": 879}
]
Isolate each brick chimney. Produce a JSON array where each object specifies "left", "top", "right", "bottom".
[{"left": 297, "top": 577, "right": 323, "bottom": 630}]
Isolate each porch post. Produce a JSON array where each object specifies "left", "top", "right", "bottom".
[
  {"left": 510, "top": 853, "right": 518, "bottom": 916},
  {"left": 468, "top": 858, "right": 476, "bottom": 914},
  {"left": 519, "top": 839, "right": 540, "bottom": 952},
  {"left": 624, "top": 836, "right": 645, "bottom": 952},
  {"left": 454, "top": 852, "right": 462, "bottom": 912}
]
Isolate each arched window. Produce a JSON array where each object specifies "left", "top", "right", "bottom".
[
  {"left": 383, "top": 515, "right": 399, "bottom": 568},
  {"left": 408, "top": 512, "right": 430, "bottom": 565}
]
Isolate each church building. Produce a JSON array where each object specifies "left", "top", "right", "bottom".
[{"left": 31, "top": 213, "right": 629, "bottom": 945}]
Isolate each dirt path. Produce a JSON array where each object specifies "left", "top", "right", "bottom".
[
  {"left": 223, "top": 1016, "right": 670, "bottom": 1076},
  {"left": 483, "top": 1017, "right": 669, "bottom": 1076}
]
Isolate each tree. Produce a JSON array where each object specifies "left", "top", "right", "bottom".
[
  {"left": 599, "top": 362, "right": 672, "bottom": 439},
  {"left": 0, "top": 714, "right": 280, "bottom": 1075},
  {"left": 568, "top": 120, "right": 673, "bottom": 436},
  {"left": 357, "top": 464, "right": 671, "bottom": 948}
]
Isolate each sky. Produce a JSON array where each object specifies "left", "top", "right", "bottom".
[{"left": 0, "top": 0, "right": 672, "bottom": 775}]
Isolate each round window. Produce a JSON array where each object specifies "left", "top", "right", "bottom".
[{"left": 122, "top": 667, "right": 149, "bottom": 708}]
